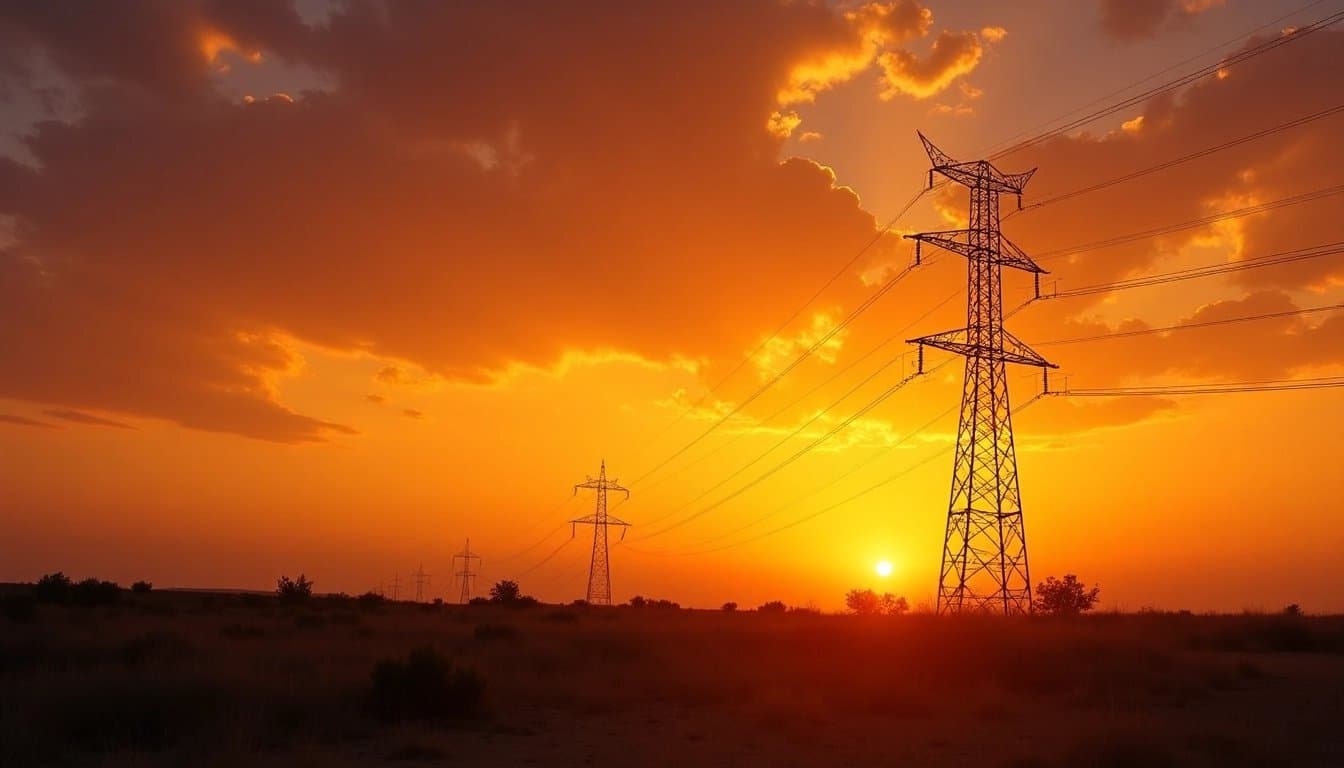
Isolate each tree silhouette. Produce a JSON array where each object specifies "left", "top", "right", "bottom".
[
  {"left": 277, "top": 574, "right": 313, "bottom": 604},
  {"left": 1035, "top": 574, "right": 1100, "bottom": 616},
  {"left": 489, "top": 580, "right": 521, "bottom": 603}
]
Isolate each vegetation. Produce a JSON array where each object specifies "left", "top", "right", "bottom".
[
  {"left": 131, "top": 580, "right": 153, "bottom": 594},
  {"left": 844, "top": 589, "right": 910, "bottom": 616},
  {"left": 276, "top": 574, "right": 313, "bottom": 604},
  {"left": 0, "top": 591, "right": 1342, "bottom": 766},
  {"left": 1035, "top": 574, "right": 1101, "bottom": 616},
  {"left": 367, "top": 646, "right": 485, "bottom": 722},
  {"left": 722, "top": 601, "right": 738, "bottom": 612},
  {"left": 488, "top": 580, "right": 520, "bottom": 603},
  {"left": 757, "top": 600, "right": 788, "bottom": 613}
]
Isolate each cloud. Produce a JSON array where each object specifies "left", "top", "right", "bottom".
[
  {"left": 1, "top": 413, "right": 57, "bottom": 429},
  {"left": 0, "top": 1, "right": 925, "bottom": 442},
  {"left": 1099, "top": 0, "right": 1225, "bottom": 42},
  {"left": 365, "top": 394, "right": 385, "bottom": 404},
  {"left": 402, "top": 409, "right": 423, "bottom": 420},
  {"left": 878, "top": 30, "right": 983, "bottom": 100},
  {"left": 980, "top": 26, "right": 1007, "bottom": 43},
  {"left": 43, "top": 409, "right": 135, "bottom": 429}
]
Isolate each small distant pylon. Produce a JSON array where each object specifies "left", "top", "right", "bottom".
[
  {"left": 412, "top": 564, "right": 431, "bottom": 603},
  {"left": 571, "top": 460, "right": 630, "bottom": 605},
  {"left": 453, "top": 539, "right": 481, "bottom": 604},
  {"left": 390, "top": 573, "right": 400, "bottom": 602}
]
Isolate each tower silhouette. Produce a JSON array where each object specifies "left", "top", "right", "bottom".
[
  {"left": 571, "top": 460, "right": 630, "bottom": 605},
  {"left": 412, "top": 564, "right": 431, "bottom": 602},
  {"left": 452, "top": 539, "right": 481, "bottom": 604},
  {"left": 906, "top": 132, "right": 1056, "bottom": 615}
]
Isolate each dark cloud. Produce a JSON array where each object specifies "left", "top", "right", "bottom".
[
  {"left": 1098, "top": 0, "right": 1223, "bottom": 42},
  {"left": 0, "top": 412, "right": 56, "bottom": 428},
  {"left": 43, "top": 409, "right": 135, "bottom": 429}
]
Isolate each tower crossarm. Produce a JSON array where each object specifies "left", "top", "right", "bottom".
[
  {"left": 906, "top": 230, "right": 1047, "bottom": 274},
  {"left": 919, "top": 131, "right": 1036, "bottom": 194},
  {"left": 908, "top": 327, "right": 1057, "bottom": 368}
]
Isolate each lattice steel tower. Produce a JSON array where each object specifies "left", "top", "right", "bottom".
[
  {"left": 571, "top": 460, "right": 630, "bottom": 605},
  {"left": 906, "top": 132, "right": 1056, "bottom": 615},
  {"left": 452, "top": 539, "right": 480, "bottom": 604}
]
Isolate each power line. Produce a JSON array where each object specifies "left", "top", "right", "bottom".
[
  {"left": 634, "top": 365, "right": 935, "bottom": 541},
  {"left": 1011, "top": 103, "right": 1344, "bottom": 216},
  {"left": 988, "top": 8, "right": 1344, "bottom": 161},
  {"left": 635, "top": 287, "right": 961, "bottom": 499},
  {"left": 637, "top": 189, "right": 929, "bottom": 457},
  {"left": 627, "top": 260, "right": 920, "bottom": 487},
  {"left": 637, "top": 348, "right": 916, "bottom": 530},
  {"left": 972, "top": 0, "right": 1334, "bottom": 160},
  {"left": 1052, "top": 376, "right": 1344, "bottom": 397},
  {"left": 626, "top": 395, "right": 1046, "bottom": 558},
  {"left": 1037, "top": 301, "right": 1344, "bottom": 346},
  {"left": 1033, "top": 183, "right": 1344, "bottom": 262},
  {"left": 1041, "top": 241, "right": 1344, "bottom": 299}
]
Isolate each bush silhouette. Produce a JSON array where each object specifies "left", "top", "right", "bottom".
[
  {"left": 131, "top": 580, "right": 153, "bottom": 594},
  {"left": 72, "top": 578, "right": 121, "bottom": 606},
  {"left": 368, "top": 647, "right": 484, "bottom": 722},
  {"left": 489, "top": 580, "right": 521, "bottom": 603},
  {"left": 276, "top": 574, "right": 313, "bottom": 604},
  {"left": 1035, "top": 574, "right": 1100, "bottom": 616},
  {"left": 722, "top": 602, "right": 738, "bottom": 612},
  {"left": 34, "top": 572, "right": 73, "bottom": 603},
  {"left": 757, "top": 600, "right": 788, "bottom": 613}
]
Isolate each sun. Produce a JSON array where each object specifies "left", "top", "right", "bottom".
[{"left": 875, "top": 560, "right": 893, "bottom": 578}]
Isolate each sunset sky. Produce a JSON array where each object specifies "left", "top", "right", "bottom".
[{"left": 2, "top": 0, "right": 1342, "bottom": 611}]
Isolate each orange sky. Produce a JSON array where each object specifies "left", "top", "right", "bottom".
[{"left": 1, "top": 0, "right": 1342, "bottom": 612}]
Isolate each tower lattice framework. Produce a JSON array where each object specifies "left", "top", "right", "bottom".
[
  {"left": 571, "top": 460, "right": 630, "bottom": 605},
  {"left": 452, "top": 539, "right": 480, "bottom": 604},
  {"left": 906, "top": 133, "right": 1056, "bottom": 615}
]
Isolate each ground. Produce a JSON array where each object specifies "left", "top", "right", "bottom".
[{"left": 3, "top": 590, "right": 1343, "bottom": 767}]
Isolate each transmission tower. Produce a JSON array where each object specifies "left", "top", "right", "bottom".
[
  {"left": 571, "top": 460, "right": 630, "bottom": 605},
  {"left": 412, "top": 564, "right": 431, "bottom": 602},
  {"left": 452, "top": 539, "right": 481, "bottom": 604},
  {"left": 389, "top": 573, "right": 400, "bottom": 602},
  {"left": 906, "top": 132, "right": 1056, "bottom": 615}
]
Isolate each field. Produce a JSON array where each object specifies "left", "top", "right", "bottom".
[{"left": 3, "top": 590, "right": 1344, "bottom": 767}]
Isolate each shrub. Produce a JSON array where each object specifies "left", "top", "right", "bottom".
[
  {"left": 722, "top": 602, "right": 738, "bottom": 612},
  {"left": 34, "top": 572, "right": 73, "bottom": 603},
  {"left": 468, "top": 596, "right": 491, "bottom": 606},
  {"left": 628, "top": 595, "right": 647, "bottom": 608},
  {"left": 880, "top": 593, "right": 910, "bottom": 615},
  {"left": 72, "top": 578, "right": 121, "bottom": 606},
  {"left": 277, "top": 574, "right": 313, "bottom": 604},
  {"left": 488, "top": 580, "right": 521, "bottom": 604},
  {"left": 570, "top": 599, "right": 590, "bottom": 608},
  {"left": 846, "top": 589, "right": 881, "bottom": 616},
  {"left": 131, "top": 580, "right": 153, "bottom": 594},
  {"left": 757, "top": 600, "right": 788, "bottom": 613},
  {"left": 1284, "top": 603, "right": 1303, "bottom": 616},
  {"left": 368, "top": 647, "right": 484, "bottom": 722},
  {"left": 358, "top": 591, "right": 386, "bottom": 608},
  {"left": 1035, "top": 574, "right": 1100, "bottom": 616}
]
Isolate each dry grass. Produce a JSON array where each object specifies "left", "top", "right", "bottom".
[{"left": 1, "top": 591, "right": 1342, "bottom": 766}]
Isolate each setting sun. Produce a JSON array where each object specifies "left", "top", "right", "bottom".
[{"left": 875, "top": 560, "right": 894, "bottom": 578}]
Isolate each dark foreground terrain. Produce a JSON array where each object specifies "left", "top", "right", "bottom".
[{"left": 3, "top": 590, "right": 1343, "bottom": 767}]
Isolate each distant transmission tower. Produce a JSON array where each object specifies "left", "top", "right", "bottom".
[
  {"left": 453, "top": 539, "right": 481, "bottom": 604},
  {"left": 389, "top": 573, "right": 400, "bottom": 602},
  {"left": 412, "top": 564, "right": 431, "bottom": 603},
  {"left": 907, "top": 132, "right": 1056, "bottom": 615},
  {"left": 571, "top": 460, "right": 630, "bottom": 605}
]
